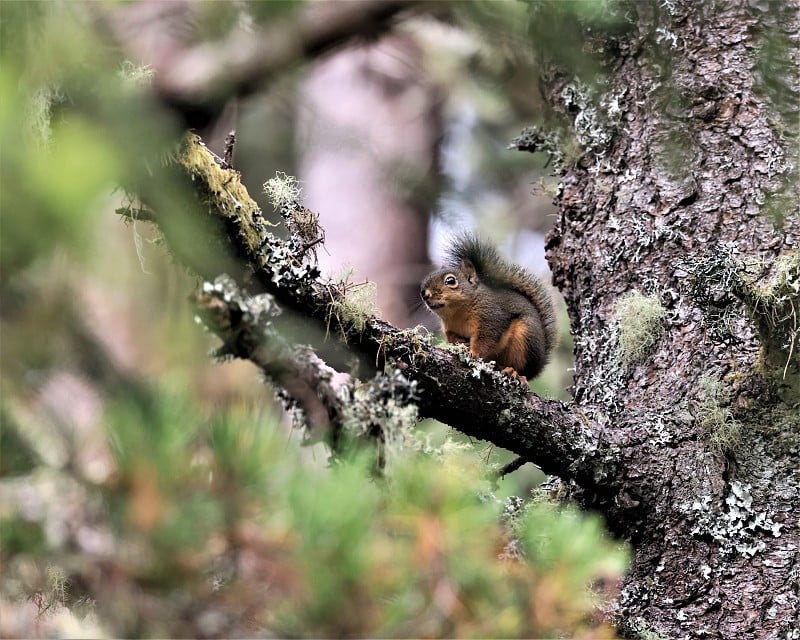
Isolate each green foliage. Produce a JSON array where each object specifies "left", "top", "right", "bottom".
[
  {"left": 0, "top": 2, "right": 184, "bottom": 274},
  {"left": 0, "top": 518, "right": 47, "bottom": 558},
  {"left": 525, "top": 0, "right": 632, "bottom": 82},
  {"left": 117, "top": 61, "right": 155, "bottom": 89},
  {"left": 2, "top": 386, "right": 628, "bottom": 637},
  {"left": 0, "top": 406, "right": 38, "bottom": 476},
  {"left": 242, "top": 0, "right": 303, "bottom": 25},
  {"left": 1, "top": 77, "right": 123, "bottom": 271}
]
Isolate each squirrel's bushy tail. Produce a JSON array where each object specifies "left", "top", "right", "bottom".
[{"left": 446, "top": 233, "right": 559, "bottom": 355}]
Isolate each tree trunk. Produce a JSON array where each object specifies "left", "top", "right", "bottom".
[{"left": 537, "top": 1, "right": 799, "bottom": 637}]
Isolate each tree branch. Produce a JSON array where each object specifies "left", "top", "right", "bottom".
[
  {"left": 103, "top": 0, "right": 424, "bottom": 129},
  {"left": 192, "top": 275, "right": 346, "bottom": 444},
  {"left": 136, "top": 133, "right": 626, "bottom": 496}
]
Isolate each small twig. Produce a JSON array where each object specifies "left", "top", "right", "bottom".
[
  {"left": 498, "top": 455, "right": 529, "bottom": 479},
  {"left": 223, "top": 130, "right": 236, "bottom": 169},
  {"left": 115, "top": 206, "right": 156, "bottom": 222},
  {"left": 300, "top": 237, "right": 325, "bottom": 257}
]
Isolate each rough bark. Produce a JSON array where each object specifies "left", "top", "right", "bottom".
[{"left": 530, "top": 1, "right": 799, "bottom": 637}]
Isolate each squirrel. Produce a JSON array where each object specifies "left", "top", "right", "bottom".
[{"left": 420, "top": 234, "right": 558, "bottom": 381}]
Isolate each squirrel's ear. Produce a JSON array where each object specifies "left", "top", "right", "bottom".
[{"left": 461, "top": 258, "right": 478, "bottom": 283}]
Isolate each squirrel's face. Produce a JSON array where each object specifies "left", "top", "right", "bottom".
[{"left": 420, "top": 269, "right": 473, "bottom": 319}]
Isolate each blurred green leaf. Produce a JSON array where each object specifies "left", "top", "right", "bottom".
[{"left": 0, "top": 406, "right": 39, "bottom": 476}]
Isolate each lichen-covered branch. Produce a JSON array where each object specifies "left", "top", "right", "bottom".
[
  {"left": 192, "top": 275, "right": 346, "bottom": 443},
  {"left": 132, "top": 133, "right": 626, "bottom": 496},
  {"left": 194, "top": 275, "right": 424, "bottom": 465}
]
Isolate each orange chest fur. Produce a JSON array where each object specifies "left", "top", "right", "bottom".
[{"left": 436, "top": 301, "right": 479, "bottom": 341}]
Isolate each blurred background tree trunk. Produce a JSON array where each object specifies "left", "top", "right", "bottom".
[{"left": 297, "top": 35, "right": 441, "bottom": 327}]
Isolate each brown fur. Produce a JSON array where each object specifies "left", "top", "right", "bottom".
[{"left": 420, "top": 235, "right": 558, "bottom": 379}]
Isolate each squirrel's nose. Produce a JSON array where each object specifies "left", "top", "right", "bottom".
[{"left": 421, "top": 288, "right": 430, "bottom": 301}]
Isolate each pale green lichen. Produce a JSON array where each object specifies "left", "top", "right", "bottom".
[
  {"left": 613, "top": 292, "right": 667, "bottom": 364},
  {"left": 683, "top": 243, "right": 748, "bottom": 345},
  {"left": 560, "top": 80, "right": 616, "bottom": 153},
  {"left": 379, "top": 327, "right": 431, "bottom": 367},
  {"left": 625, "top": 617, "right": 669, "bottom": 640},
  {"left": 686, "top": 245, "right": 798, "bottom": 384},
  {"left": 742, "top": 250, "right": 799, "bottom": 379},
  {"left": 26, "top": 84, "right": 64, "bottom": 149},
  {"left": 174, "top": 134, "right": 277, "bottom": 257},
  {"left": 340, "top": 369, "right": 419, "bottom": 469},
  {"left": 117, "top": 61, "right": 155, "bottom": 88},
  {"left": 327, "top": 271, "right": 378, "bottom": 339},
  {"left": 409, "top": 434, "right": 473, "bottom": 462},
  {"left": 30, "top": 564, "right": 71, "bottom": 618},
  {"left": 46, "top": 565, "right": 69, "bottom": 607},
  {"left": 177, "top": 135, "right": 253, "bottom": 217},
  {"left": 263, "top": 171, "right": 302, "bottom": 209},
  {"left": 697, "top": 374, "right": 742, "bottom": 455},
  {"left": 509, "top": 125, "right": 575, "bottom": 172},
  {"left": 686, "top": 481, "right": 783, "bottom": 558},
  {"left": 443, "top": 342, "right": 505, "bottom": 381}
]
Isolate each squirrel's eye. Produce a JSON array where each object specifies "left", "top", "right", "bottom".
[{"left": 444, "top": 275, "right": 458, "bottom": 287}]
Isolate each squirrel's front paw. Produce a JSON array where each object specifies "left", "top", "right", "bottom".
[{"left": 501, "top": 367, "right": 529, "bottom": 388}]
